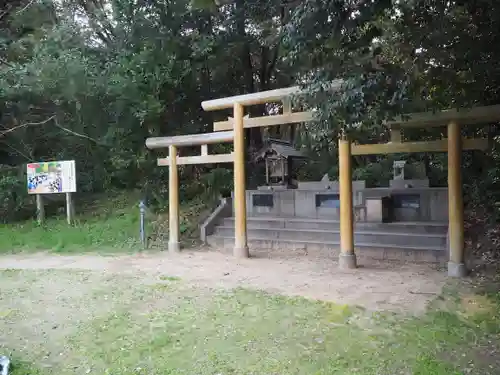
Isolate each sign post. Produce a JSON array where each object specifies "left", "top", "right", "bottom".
[
  {"left": 27, "top": 160, "right": 77, "bottom": 224},
  {"left": 66, "top": 192, "right": 74, "bottom": 224},
  {"left": 36, "top": 194, "right": 45, "bottom": 225}
]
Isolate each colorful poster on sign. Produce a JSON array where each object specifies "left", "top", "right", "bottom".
[{"left": 27, "top": 160, "right": 76, "bottom": 194}]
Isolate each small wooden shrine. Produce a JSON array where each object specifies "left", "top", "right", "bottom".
[{"left": 254, "top": 138, "right": 308, "bottom": 187}]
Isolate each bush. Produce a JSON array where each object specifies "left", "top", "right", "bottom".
[
  {"left": 0, "top": 165, "right": 30, "bottom": 223},
  {"left": 352, "top": 161, "right": 393, "bottom": 188},
  {"left": 200, "top": 167, "right": 233, "bottom": 198}
]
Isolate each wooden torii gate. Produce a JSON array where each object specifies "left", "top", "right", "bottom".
[
  {"left": 146, "top": 131, "right": 235, "bottom": 252},
  {"left": 349, "top": 105, "right": 497, "bottom": 276},
  {"left": 146, "top": 86, "right": 314, "bottom": 256}
]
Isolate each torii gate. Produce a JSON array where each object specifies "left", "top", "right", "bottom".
[
  {"left": 349, "top": 106, "right": 496, "bottom": 277},
  {"left": 146, "top": 86, "right": 314, "bottom": 256},
  {"left": 146, "top": 131, "right": 235, "bottom": 252},
  {"left": 146, "top": 85, "right": 497, "bottom": 278}
]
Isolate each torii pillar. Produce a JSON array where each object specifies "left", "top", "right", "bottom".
[
  {"left": 232, "top": 103, "right": 250, "bottom": 258},
  {"left": 168, "top": 145, "right": 180, "bottom": 252},
  {"left": 447, "top": 121, "right": 467, "bottom": 277},
  {"left": 338, "top": 135, "right": 357, "bottom": 269}
]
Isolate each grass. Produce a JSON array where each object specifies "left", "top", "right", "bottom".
[
  {"left": 1, "top": 191, "right": 499, "bottom": 374},
  {"left": 0, "top": 191, "right": 204, "bottom": 254},
  {"left": 0, "top": 192, "right": 143, "bottom": 254},
  {"left": 76, "top": 289, "right": 498, "bottom": 375},
  {"left": 77, "top": 290, "right": 362, "bottom": 375},
  {"left": 1, "top": 270, "right": 499, "bottom": 375},
  {"left": 159, "top": 275, "right": 181, "bottom": 281},
  {"left": 7, "top": 359, "right": 45, "bottom": 375}
]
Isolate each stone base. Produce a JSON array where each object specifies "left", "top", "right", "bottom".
[
  {"left": 447, "top": 261, "right": 467, "bottom": 277},
  {"left": 339, "top": 252, "right": 357, "bottom": 269},
  {"left": 168, "top": 241, "right": 181, "bottom": 253},
  {"left": 233, "top": 246, "right": 250, "bottom": 259}
]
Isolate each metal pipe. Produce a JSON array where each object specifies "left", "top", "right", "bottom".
[{"left": 139, "top": 200, "right": 146, "bottom": 249}]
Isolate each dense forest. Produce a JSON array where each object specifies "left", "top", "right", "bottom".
[{"left": 1, "top": 0, "right": 500, "bottom": 226}]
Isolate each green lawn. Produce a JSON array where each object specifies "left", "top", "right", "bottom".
[
  {"left": 0, "top": 212, "right": 141, "bottom": 253},
  {"left": 8, "top": 360, "right": 45, "bottom": 375},
  {"left": 1, "top": 194, "right": 499, "bottom": 374},
  {"left": 0, "top": 192, "right": 203, "bottom": 254},
  {"left": 1, "top": 269, "right": 499, "bottom": 375}
]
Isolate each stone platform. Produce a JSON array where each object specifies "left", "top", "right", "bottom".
[{"left": 206, "top": 216, "right": 448, "bottom": 263}]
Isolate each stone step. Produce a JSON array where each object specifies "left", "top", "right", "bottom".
[
  {"left": 207, "top": 235, "right": 446, "bottom": 262},
  {"left": 214, "top": 226, "right": 447, "bottom": 249},
  {"left": 222, "top": 217, "right": 448, "bottom": 235}
]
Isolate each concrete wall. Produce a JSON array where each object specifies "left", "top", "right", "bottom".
[
  {"left": 297, "top": 180, "right": 366, "bottom": 191},
  {"left": 362, "top": 187, "right": 448, "bottom": 222},
  {"left": 242, "top": 181, "right": 366, "bottom": 219},
  {"left": 239, "top": 184, "right": 448, "bottom": 222},
  {"left": 245, "top": 189, "right": 296, "bottom": 216},
  {"left": 200, "top": 198, "right": 233, "bottom": 243},
  {"left": 297, "top": 181, "right": 340, "bottom": 190},
  {"left": 390, "top": 179, "right": 430, "bottom": 188}
]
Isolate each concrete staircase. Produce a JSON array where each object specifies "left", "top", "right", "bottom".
[{"left": 206, "top": 216, "right": 448, "bottom": 262}]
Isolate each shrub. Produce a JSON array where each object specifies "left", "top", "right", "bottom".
[{"left": 0, "top": 165, "right": 30, "bottom": 223}]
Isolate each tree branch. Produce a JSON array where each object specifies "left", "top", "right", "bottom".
[
  {"left": 0, "top": 140, "right": 32, "bottom": 160},
  {"left": 0, "top": 114, "right": 102, "bottom": 146},
  {"left": 53, "top": 118, "right": 100, "bottom": 144},
  {"left": 0, "top": 116, "right": 56, "bottom": 137},
  {"left": 16, "top": 0, "right": 35, "bottom": 15},
  {"left": 0, "top": 56, "right": 15, "bottom": 67}
]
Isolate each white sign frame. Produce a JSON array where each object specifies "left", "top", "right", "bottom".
[{"left": 27, "top": 160, "right": 77, "bottom": 195}]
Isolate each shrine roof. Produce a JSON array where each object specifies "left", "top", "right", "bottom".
[{"left": 254, "top": 138, "right": 308, "bottom": 161}]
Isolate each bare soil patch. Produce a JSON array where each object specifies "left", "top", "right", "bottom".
[{"left": 0, "top": 248, "right": 446, "bottom": 313}]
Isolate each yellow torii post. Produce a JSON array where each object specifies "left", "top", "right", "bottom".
[
  {"left": 168, "top": 144, "right": 179, "bottom": 251},
  {"left": 351, "top": 104, "right": 499, "bottom": 277},
  {"left": 447, "top": 121, "right": 465, "bottom": 276},
  {"left": 232, "top": 103, "right": 248, "bottom": 257},
  {"left": 338, "top": 133, "right": 356, "bottom": 269},
  {"left": 146, "top": 131, "right": 235, "bottom": 253}
]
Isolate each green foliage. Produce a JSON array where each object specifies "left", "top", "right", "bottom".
[
  {"left": 0, "top": 0, "right": 302, "bottom": 214},
  {"left": 0, "top": 165, "right": 29, "bottom": 223},
  {"left": 9, "top": 359, "right": 46, "bottom": 375},
  {"left": 200, "top": 167, "right": 233, "bottom": 198},
  {"left": 353, "top": 161, "right": 393, "bottom": 188},
  {"left": 1, "top": 0, "right": 500, "bottom": 228},
  {"left": 283, "top": 0, "right": 500, "bottom": 221},
  {"left": 284, "top": 0, "right": 403, "bottom": 132}
]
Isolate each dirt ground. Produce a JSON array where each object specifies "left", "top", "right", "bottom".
[{"left": 0, "top": 248, "right": 447, "bottom": 313}]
